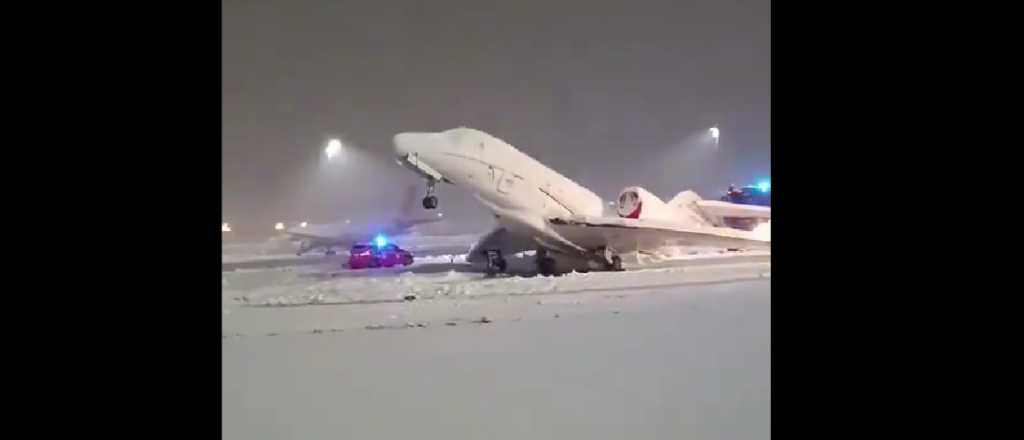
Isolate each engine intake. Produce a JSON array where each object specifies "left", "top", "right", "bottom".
[{"left": 616, "top": 187, "right": 676, "bottom": 221}]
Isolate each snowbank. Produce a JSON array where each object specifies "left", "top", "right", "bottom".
[{"left": 237, "top": 260, "right": 769, "bottom": 308}]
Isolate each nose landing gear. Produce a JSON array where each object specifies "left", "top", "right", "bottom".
[
  {"left": 422, "top": 195, "right": 438, "bottom": 209},
  {"left": 422, "top": 179, "right": 438, "bottom": 209}
]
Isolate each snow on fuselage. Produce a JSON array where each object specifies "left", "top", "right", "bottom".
[
  {"left": 394, "top": 128, "right": 770, "bottom": 261},
  {"left": 394, "top": 128, "right": 604, "bottom": 221}
]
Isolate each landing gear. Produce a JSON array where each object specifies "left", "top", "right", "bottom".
[
  {"left": 536, "top": 248, "right": 557, "bottom": 276},
  {"left": 608, "top": 255, "right": 623, "bottom": 271},
  {"left": 484, "top": 250, "right": 507, "bottom": 276},
  {"left": 422, "top": 195, "right": 438, "bottom": 209},
  {"left": 422, "top": 179, "right": 438, "bottom": 209},
  {"left": 598, "top": 247, "right": 624, "bottom": 272},
  {"left": 325, "top": 249, "right": 336, "bottom": 256}
]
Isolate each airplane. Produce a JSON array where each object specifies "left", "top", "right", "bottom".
[
  {"left": 283, "top": 186, "right": 444, "bottom": 256},
  {"left": 393, "top": 127, "right": 770, "bottom": 275}
]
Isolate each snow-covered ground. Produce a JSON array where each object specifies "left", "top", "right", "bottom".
[{"left": 222, "top": 233, "right": 770, "bottom": 439}]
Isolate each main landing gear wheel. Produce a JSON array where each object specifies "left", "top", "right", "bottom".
[
  {"left": 485, "top": 250, "right": 507, "bottom": 277},
  {"left": 598, "top": 247, "right": 624, "bottom": 272},
  {"left": 536, "top": 249, "right": 556, "bottom": 276},
  {"left": 609, "top": 255, "right": 623, "bottom": 271}
]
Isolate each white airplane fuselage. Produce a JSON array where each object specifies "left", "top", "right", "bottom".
[{"left": 394, "top": 129, "right": 602, "bottom": 230}]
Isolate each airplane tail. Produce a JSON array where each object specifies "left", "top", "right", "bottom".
[
  {"left": 667, "top": 190, "right": 703, "bottom": 210},
  {"left": 667, "top": 190, "right": 715, "bottom": 228}
]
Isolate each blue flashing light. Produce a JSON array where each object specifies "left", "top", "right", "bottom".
[
  {"left": 374, "top": 234, "right": 388, "bottom": 248},
  {"left": 757, "top": 181, "right": 771, "bottom": 192}
]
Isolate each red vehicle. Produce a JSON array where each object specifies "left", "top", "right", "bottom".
[{"left": 347, "top": 243, "right": 414, "bottom": 269}]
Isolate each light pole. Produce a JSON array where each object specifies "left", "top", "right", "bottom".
[{"left": 709, "top": 126, "right": 723, "bottom": 189}]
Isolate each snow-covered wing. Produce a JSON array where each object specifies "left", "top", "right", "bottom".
[
  {"left": 548, "top": 215, "right": 771, "bottom": 254},
  {"left": 284, "top": 227, "right": 356, "bottom": 248},
  {"left": 284, "top": 230, "right": 332, "bottom": 241},
  {"left": 694, "top": 200, "right": 771, "bottom": 219},
  {"left": 389, "top": 216, "right": 443, "bottom": 234}
]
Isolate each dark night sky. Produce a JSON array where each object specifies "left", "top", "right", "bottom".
[{"left": 223, "top": 0, "right": 770, "bottom": 234}]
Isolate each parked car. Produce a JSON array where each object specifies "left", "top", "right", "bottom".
[{"left": 348, "top": 243, "right": 414, "bottom": 269}]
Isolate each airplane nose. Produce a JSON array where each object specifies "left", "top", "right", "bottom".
[{"left": 393, "top": 132, "right": 422, "bottom": 157}]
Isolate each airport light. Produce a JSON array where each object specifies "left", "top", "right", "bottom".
[
  {"left": 325, "top": 139, "right": 343, "bottom": 160},
  {"left": 274, "top": 222, "right": 285, "bottom": 231},
  {"left": 709, "top": 126, "right": 720, "bottom": 146},
  {"left": 222, "top": 222, "right": 232, "bottom": 232},
  {"left": 437, "top": 212, "right": 444, "bottom": 217},
  {"left": 300, "top": 221, "right": 308, "bottom": 228}
]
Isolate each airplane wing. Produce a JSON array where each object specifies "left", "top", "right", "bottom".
[
  {"left": 283, "top": 229, "right": 331, "bottom": 241},
  {"left": 694, "top": 200, "right": 771, "bottom": 220},
  {"left": 547, "top": 215, "right": 770, "bottom": 256},
  {"left": 284, "top": 227, "right": 356, "bottom": 253},
  {"left": 389, "top": 216, "right": 443, "bottom": 234}
]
